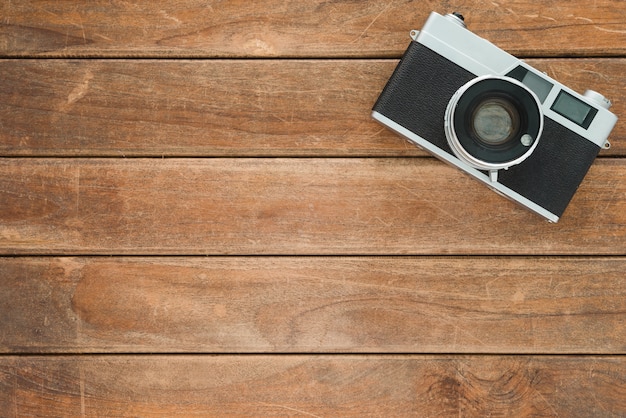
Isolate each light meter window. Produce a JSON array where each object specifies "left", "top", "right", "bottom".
[{"left": 551, "top": 90, "right": 598, "bottom": 129}]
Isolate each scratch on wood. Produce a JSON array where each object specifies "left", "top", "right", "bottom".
[
  {"left": 67, "top": 70, "right": 94, "bottom": 106},
  {"left": 594, "top": 26, "right": 626, "bottom": 34},
  {"left": 484, "top": 276, "right": 502, "bottom": 299},
  {"left": 94, "top": 33, "right": 113, "bottom": 41},
  {"left": 575, "top": 16, "right": 594, "bottom": 23},
  {"left": 75, "top": 166, "right": 81, "bottom": 215},
  {"left": 366, "top": 127, "right": 386, "bottom": 139},
  {"left": 531, "top": 384, "right": 559, "bottom": 417},
  {"left": 13, "top": 371, "right": 18, "bottom": 416},
  {"left": 397, "top": 184, "right": 462, "bottom": 223},
  {"left": 79, "top": 362, "right": 86, "bottom": 416},
  {"left": 375, "top": 216, "right": 392, "bottom": 227},
  {"left": 351, "top": 2, "right": 393, "bottom": 43},
  {"left": 4, "top": 0, "right": 11, "bottom": 24},
  {"left": 578, "top": 69, "right": 611, "bottom": 82},
  {"left": 76, "top": 13, "right": 87, "bottom": 44},
  {"left": 159, "top": 10, "right": 182, "bottom": 25}
]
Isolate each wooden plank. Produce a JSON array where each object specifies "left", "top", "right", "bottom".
[
  {"left": 0, "top": 355, "right": 624, "bottom": 416},
  {"left": 1, "top": 1, "right": 626, "bottom": 57},
  {"left": 0, "top": 59, "right": 623, "bottom": 157},
  {"left": 1, "top": 158, "right": 626, "bottom": 255},
  {"left": 1, "top": 257, "right": 624, "bottom": 354}
]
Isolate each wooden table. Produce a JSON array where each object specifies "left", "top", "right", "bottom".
[{"left": 1, "top": 1, "right": 625, "bottom": 416}]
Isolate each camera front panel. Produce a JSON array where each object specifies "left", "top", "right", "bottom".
[
  {"left": 497, "top": 117, "right": 601, "bottom": 217},
  {"left": 373, "top": 41, "right": 474, "bottom": 156}
]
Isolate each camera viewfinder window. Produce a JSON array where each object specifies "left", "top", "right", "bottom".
[
  {"left": 551, "top": 90, "right": 598, "bottom": 129},
  {"left": 506, "top": 66, "right": 553, "bottom": 103}
]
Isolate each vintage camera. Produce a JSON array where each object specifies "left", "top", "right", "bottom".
[{"left": 372, "top": 11, "right": 618, "bottom": 222}]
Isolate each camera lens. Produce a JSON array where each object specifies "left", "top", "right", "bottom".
[
  {"left": 444, "top": 76, "right": 543, "bottom": 172},
  {"left": 470, "top": 98, "right": 520, "bottom": 146}
]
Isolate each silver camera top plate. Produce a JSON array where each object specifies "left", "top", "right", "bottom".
[{"left": 413, "top": 12, "right": 617, "bottom": 148}]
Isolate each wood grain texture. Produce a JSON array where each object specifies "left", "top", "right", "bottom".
[
  {"left": 0, "top": 355, "right": 624, "bottom": 417},
  {"left": 0, "top": 257, "right": 624, "bottom": 354},
  {"left": 1, "top": 158, "right": 625, "bottom": 255},
  {"left": 0, "top": 59, "right": 623, "bottom": 157},
  {"left": 3, "top": 0, "right": 625, "bottom": 414},
  {"left": 1, "top": 0, "right": 626, "bottom": 58}
]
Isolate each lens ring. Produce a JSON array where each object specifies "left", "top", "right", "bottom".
[{"left": 444, "top": 75, "right": 543, "bottom": 171}]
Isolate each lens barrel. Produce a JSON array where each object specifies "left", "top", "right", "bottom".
[{"left": 444, "top": 76, "right": 543, "bottom": 172}]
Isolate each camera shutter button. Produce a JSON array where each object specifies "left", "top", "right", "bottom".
[
  {"left": 445, "top": 12, "right": 467, "bottom": 28},
  {"left": 584, "top": 90, "right": 612, "bottom": 109}
]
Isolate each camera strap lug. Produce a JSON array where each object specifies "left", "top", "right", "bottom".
[{"left": 410, "top": 30, "right": 420, "bottom": 41}]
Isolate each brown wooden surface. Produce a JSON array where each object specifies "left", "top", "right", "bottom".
[
  {"left": 1, "top": 0, "right": 625, "bottom": 415},
  {"left": 1, "top": 257, "right": 624, "bottom": 354},
  {"left": 2, "top": 158, "right": 626, "bottom": 255},
  {"left": 1, "top": 58, "right": 624, "bottom": 157},
  {"left": 1, "top": 0, "right": 626, "bottom": 58},
  {"left": 1, "top": 356, "right": 624, "bottom": 416}
]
